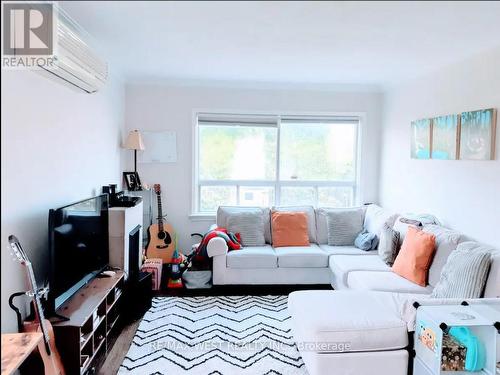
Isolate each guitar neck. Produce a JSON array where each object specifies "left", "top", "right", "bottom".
[
  {"left": 157, "top": 193, "right": 164, "bottom": 231},
  {"left": 25, "top": 262, "right": 51, "bottom": 348}
]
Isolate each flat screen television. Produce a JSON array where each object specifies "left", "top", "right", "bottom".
[{"left": 48, "top": 194, "right": 109, "bottom": 313}]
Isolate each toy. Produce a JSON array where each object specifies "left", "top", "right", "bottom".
[
  {"left": 449, "top": 326, "right": 486, "bottom": 372},
  {"left": 166, "top": 249, "right": 188, "bottom": 288}
]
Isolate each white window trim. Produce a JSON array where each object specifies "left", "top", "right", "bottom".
[{"left": 191, "top": 109, "right": 365, "bottom": 219}]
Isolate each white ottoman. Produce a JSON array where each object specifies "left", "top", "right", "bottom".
[{"left": 288, "top": 290, "right": 409, "bottom": 375}]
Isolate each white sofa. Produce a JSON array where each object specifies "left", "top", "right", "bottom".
[
  {"left": 210, "top": 205, "right": 385, "bottom": 285},
  {"left": 288, "top": 216, "right": 500, "bottom": 375},
  {"left": 205, "top": 204, "right": 500, "bottom": 375}
]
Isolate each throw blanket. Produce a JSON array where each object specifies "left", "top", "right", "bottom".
[{"left": 196, "top": 227, "right": 241, "bottom": 259}]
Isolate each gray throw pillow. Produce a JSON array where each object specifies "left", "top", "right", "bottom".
[
  {"left": 226, "top": 212, "right": 265, "bottom": 247},
  {"left": 326, "top": 209, "right": 364, "bottom": 246},
  {"left": 378, "top": 223, "right": 400, "bottom": 266},
  {"left": 431, "top": 241, "right": 492, "bottom": 299}
]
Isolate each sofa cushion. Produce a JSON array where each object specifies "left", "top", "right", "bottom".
[
  {"left": 431, "top": 241, "right": 492, "bottom": 299},
  {"left": 392, "top": 227, "right": 436, "bottom": 287},
  {"left": 275, "top": 244, "right": 328, "bottom": 268},
  {"left": 316, "top": 207, "right": 366, "bottom": 245},
  {"left": 271, "top": 211, "right": 309, "bottom": 247},
  {"left": 329, "top": 255, "right": 390, "bottom": 287},
  {"left": 347, "top": 271, "right": 433, "bottom": 294},
  {"left": 422, "top": 224, "right": 468, "bottom": 287},
  {"left": 354, "top": 230, "right": 379, "bottom": 251},
  {"left": 484, "top": 250, "right": 500, "bottom": 298},
  {"left": 273, "top": 205, "right": 316, "bottom": 243},
  {"left": 217, "top": 206, "right": 271, "bottom": 243},
  {"left": 319, "top": 244, "right": 378, "bottom": 256},
  {"left": 378, "top": 223, "right": 400, "bottom": 266},
  {"left": 226, "top": 211, "right": 265, "bottom": 246},
  {"left": 326, "top": 208, "right": 365, "bottom": 246},
  {"left": 364, "top": 204, "right": 399, "bottom": 237},
  {"left": 288, "top": 290, "right": 409, "bottom": 352},
  {"left": 226, "top": 245, "right": 277, "bottom": 268}
]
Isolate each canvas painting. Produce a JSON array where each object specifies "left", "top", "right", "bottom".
[
  {"left": 460, "top": 108, "right": 497, "bottom": 160},
  {"left": 432, "top": 114, "right": 458, "bottom": 160},
  {"left": 411, "top": 118, "right": 431, "bottom": 159}
]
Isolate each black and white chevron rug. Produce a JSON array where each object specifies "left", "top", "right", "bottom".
[{"left": 119, "top": 295, "right": 306, "bottom": 374}]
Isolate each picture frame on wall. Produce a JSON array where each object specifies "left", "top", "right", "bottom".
[
  {"left": 411, "top": 118, "right": 432, "bottom": 159},
  {"left": 459, "top": 108, "right": 497, "bottom": 160},
  {"left": 431, "top": 114, "right": 459, "bottom": 160},
  {"left": 123, "top": 172, "right": 142, "bottom": 191}
]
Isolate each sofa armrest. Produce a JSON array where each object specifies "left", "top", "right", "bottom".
[{"left": 207, "top": 237, "right": 228, "bottom": 257}]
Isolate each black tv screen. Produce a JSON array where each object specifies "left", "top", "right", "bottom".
[{"left": 48, "top": 195, "right": 109, "bottom": 311}]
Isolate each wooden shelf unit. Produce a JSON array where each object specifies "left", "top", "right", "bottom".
[{"left": 52, "top": 271, "right": 125, "bottom": 375}]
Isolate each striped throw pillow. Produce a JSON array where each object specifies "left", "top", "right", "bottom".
[
  {"left": 431, "top": 241, "right": 492, "bottom": 299},
  {"left": 378, "top": 223, "right": 400, "bottom": 265},
  {"left": 326, "top": 208, "right": 364, "bottom": 246},
  {"left": 226, "top": 212, "right": 265, "bottom": 247}
]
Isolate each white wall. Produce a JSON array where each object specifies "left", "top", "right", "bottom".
[
  {"left": 125, "top": 83, "right": 383, "bottom": 252},
  {"left": 379, "top": 47, "right": 500, "bottom": 248},
  {"left": 1, "top": 70, "right": 125, "bottom": 333}
]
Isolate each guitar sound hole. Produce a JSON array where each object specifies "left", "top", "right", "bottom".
[{"left": 158, "top": 231, "right": 172, "bottom": 244}]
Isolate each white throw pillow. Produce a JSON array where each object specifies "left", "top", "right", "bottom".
[{"left": 363, "top": 204, "right": 398, "bottom": 237}]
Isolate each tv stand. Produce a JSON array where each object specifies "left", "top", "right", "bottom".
[
  {"left": 51, "top": 312, "right": 70, "bottom": 322},
  {"left": 51, "top": 271, "right": 125, "bottom": 374}
]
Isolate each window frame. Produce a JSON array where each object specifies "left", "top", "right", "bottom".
[{"left": 191, "top": 110, "right": 363, "bottom": 218}]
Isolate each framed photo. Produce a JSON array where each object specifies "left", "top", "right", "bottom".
[
  {"left": 123, "top": 172, "right": 142, "bottom": 191},
  {"left": 459, "top": 108, "right": 497, "bottom": 160},
  {"left": 431, "top": 114, "right": 459, "bottom": 160},
  {"left": 411, "top": 118, "right": 432, "bottom": 159}
]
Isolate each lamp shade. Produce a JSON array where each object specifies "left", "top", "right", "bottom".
[{"left": 124, "top": 130, "right": 145, "bottom": 150}]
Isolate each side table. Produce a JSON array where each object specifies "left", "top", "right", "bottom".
[{"left": 1, "top": 332, "right": 43, "bottom": 375}]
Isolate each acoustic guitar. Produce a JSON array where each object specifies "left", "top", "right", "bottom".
[
  {"left": 146, "top": 184, "right": 177, "bottom": 263},
  {"left": 8, "top": 235, "right": 65, "bottom": 375}
]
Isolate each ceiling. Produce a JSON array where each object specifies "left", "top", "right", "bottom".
[{"left": 61, "top": 1, "right": 500, "bottom": 89}]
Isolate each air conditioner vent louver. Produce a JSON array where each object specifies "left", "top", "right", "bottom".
[{"left": 41, "top": 7, "right": 108, "bottom": 93}]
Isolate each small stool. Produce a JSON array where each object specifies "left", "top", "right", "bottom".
[{"left": 141, "top": 258, "right": 163, "bottom": 290}]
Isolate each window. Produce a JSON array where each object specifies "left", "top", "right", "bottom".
[{"left": 195, "top": 113, "right": 359, "bottom": 214}]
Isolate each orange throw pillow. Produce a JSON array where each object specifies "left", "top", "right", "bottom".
[
  {"left": 392, "top": 226, "right": 436, "bottom": 286},
  {"left": 271, "top": 211, "right": 310, "bottom": 247}
]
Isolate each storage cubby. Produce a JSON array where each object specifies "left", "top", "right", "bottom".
[
  {"left": 107, "top": 303, "right": 120, "bottom": 336},
  {"left": 52, "top": 271, "right": 125, "bottom": 374},
  {"left": 414, "top": 304, "right": 499, "bottom": 375}
]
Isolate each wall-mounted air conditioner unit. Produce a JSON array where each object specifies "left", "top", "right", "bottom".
[{"left": 41, "top": 7, "right": 108, "bottom": 93}]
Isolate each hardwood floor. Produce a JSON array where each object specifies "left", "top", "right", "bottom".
[{"left": 98, "top": 284, "right": 332, "bottom": 374}]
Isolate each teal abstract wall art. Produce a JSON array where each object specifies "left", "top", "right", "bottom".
[
  {"left": 411, "top": 118, "right": 431, "bottom": 159},
  {"left": 460, "top": 108, "right": 497, "bottom": 160},
  {"left": 432, "top": 114, "right": 459, "bottom": 160}
]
